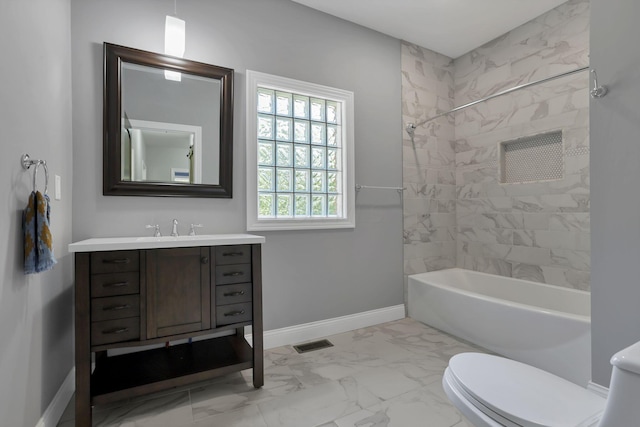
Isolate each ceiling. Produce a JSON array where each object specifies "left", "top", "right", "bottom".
[{"left": 290, "top": 0, "right": 569, "bottom": 58}]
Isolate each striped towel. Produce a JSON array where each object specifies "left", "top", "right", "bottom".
[{"left": 23, "top": 191, "right": 57, "bottom": 274}]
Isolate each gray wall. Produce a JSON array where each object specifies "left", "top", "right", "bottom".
[
  {"left": 71, "top": 0, "right": 403, "bottom": 331},
  {"left": 0, "top": 0, "right": 74, "bottom": 426},
  {"left": 145, "top": 144, "right": 191, "bottom": 182},
  {"left": 590, "top": 0, "right": 640, "bottom": 386}
]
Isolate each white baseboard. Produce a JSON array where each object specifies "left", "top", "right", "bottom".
[
  {"left": 247, "top": 304, "right": 405, "bottom": 349},
  {"left": 35, "top": 367, "right": 75, "bottom": 427},
  {"left": 587, "top": 380, "right": 609, "bottom": 398}
]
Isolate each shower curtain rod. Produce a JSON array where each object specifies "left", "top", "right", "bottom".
[{"left": 406, "top": 65, "right": 590, "bottom": 132}]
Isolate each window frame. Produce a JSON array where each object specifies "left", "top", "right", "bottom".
[{"left": 246, "top": 70, "right": 355, "bottom": 231}]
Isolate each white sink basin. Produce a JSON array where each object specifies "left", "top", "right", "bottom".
[{"left": 69, "top": 234, "right": 265, "bottom": 252}]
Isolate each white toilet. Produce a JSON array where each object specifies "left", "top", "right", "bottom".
[{"left": 443, "top": 340, "right": 640, "bottom": 426}]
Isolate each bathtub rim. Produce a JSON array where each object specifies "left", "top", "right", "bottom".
[{"left": 408, "top": 268, "right": 590, "bottom": 323}]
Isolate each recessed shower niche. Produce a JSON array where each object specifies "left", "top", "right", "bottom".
[{"left": 499, "top": 130, "right": 564, "bottom": 184}]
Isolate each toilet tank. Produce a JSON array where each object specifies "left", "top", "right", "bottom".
[{"left": 598, "top": 341, "right": 640, "bottom": 426}]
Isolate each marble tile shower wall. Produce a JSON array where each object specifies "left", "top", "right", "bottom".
[
  {"left": 401, "top": 0, "right": 590, "bottom": 294},
  {"left": 401, "top": 42, "right": 456, "bottom": 299},
  {"left": 453, "top": 0, "right": 590, "bottom": 290}
]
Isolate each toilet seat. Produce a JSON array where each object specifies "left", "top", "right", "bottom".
[{"left": 446, "top": 353, "right": 605, "bottom": 427}]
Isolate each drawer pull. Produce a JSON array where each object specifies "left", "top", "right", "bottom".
[
  {"left": 102, "top": 281, "right": 128, "bottom": 288},
  {"left": 102, "top": 327, "right": 129, "bottom": 335},
  {"left": 223, "top": 271, "right": 244, "bottom": 277},
  {"left": 224, "top": 310, "right": 245, "bottom": 317},
  {"left": 103, "top": 258, "right": 130, "bottom": 264},
  {"left": 103, "top": 304, "right": 131, "bottom": 311},
  {"left": 222, "top": 252, "right": 244, "bottom": 257},
  {"left": 223, "top": 291, "right": 245, "bottom": 297}
]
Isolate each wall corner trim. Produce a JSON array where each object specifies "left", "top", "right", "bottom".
[
  {"left": 587, "top": 380, "right": 609, "bottom": 398},
  {"left": 35, "top": 367, "right": 75, "bottom": 427},
  {"left": 247, "top": 304, "right": 406, "bottom": 350}
]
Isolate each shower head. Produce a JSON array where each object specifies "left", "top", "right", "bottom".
[{"left": 405, "top": 123, "right": 417, "bottom": 136}]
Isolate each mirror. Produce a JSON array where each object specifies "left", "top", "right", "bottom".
[{"left": 104, "top": 43, "right": 233, "bottom": 197}]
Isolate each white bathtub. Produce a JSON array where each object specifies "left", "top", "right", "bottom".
[{"left": 408, "top": 268, "right": 591, "bottom": 386}]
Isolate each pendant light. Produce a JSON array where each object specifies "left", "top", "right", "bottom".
[{"left": 164, "top": 0, "right": 185, "bottom": 81}]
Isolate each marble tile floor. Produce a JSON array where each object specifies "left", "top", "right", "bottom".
[{"left": 57, "top": 318, "right": 486, "bottom": 427}]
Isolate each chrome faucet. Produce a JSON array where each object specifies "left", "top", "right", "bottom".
[
  {"left": 145, "top": 224, "right": 161, "bottom": 237},
  {"left": 171, "top": 219, "right": 179, "bottom": 237},
  {"left": 189, "top": 223, "right": 203, "bottom": 236}
]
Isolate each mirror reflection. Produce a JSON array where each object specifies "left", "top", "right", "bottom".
[
  {"left": 122, "top": 119, "right": 203, "bottom": 183},
  {"left": 121, "top": 62, "right": 220, "bottom": 185}
]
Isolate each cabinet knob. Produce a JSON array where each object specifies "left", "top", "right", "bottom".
[{"left": 201, "top": 256, "right": 209, "bottom": 264}]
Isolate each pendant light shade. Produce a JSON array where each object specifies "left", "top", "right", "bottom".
[
  {"left": 165, "top": 15, "right": 185, "bottom": 57},
  {"left": 164, "top": 15, "right": 185, "bottom": 81}
]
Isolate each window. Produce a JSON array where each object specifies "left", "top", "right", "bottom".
[{"left": 246, "top": 71, "right": 355, "bottom": 231}]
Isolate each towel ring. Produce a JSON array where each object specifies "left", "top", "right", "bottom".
[{"left": 21, "top": 154, "right": 49, "bottom": 194}]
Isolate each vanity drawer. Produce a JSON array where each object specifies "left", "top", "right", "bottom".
[
  {"left": 91, "top": 317, "right": 140, "bottom": 346},
  {"left": 91, "top": 295, "right": 140, "bottom": 322},
  {"left": 216, "top": 302, "right": 252, "bottom": 326},
  {"left": 215, "top": 264, "right": 252, "bottom": 285},
  {"left": 90, "top": 272, "right": 140, "bottom": 298},
  {"left": 91, "top": 251, "right": 139, "bottom": 274},
  {"left": 215, "top": 245, "right": 251, "bottom": 265},
  {"left": 216, "top": 283, "right": 252, "bottom": 305}
]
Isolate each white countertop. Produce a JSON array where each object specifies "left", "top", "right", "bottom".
[{"left": 68, "top": 234, "right": 265, "bottom": 253}]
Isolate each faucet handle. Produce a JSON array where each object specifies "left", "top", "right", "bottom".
[
  {"left": 145, "top": 224, "right": 161, "bottom": 237},
  {"left": 171, "top": 218, "right": 179, "bottom": 237},
  {"left": 189, "top": 223, "right": 203, "bottom": 236}
]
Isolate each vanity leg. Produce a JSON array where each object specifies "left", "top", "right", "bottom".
[
  {"left": 75, "top": 363, "right": 91, "bottom": 427},
  {"left": 251, "top": 245, "right": 264, "bottom": 388},
  {"left": 75, "top": 253, "right": 92, "bottom": 426},
  {"left": 252, "top": 329, "right": 264, "bottom": 388}
]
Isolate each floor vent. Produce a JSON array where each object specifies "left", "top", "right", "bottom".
[{"left": 293, "top": 339, "right": 334, "bottom": 354}]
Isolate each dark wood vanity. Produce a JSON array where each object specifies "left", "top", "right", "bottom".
[{"left": 70, "top": 235, "right": 264, "bottom": 426}]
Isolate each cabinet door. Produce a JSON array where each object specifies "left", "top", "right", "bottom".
[{"left": 146, "top": 247, "right": 211, "bottom": 338}]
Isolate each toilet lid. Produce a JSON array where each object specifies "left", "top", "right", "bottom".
[{"left": 448, "top": 353, "right": 606, "bottom": 427}]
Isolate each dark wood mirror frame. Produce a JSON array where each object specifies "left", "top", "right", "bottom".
[{"left": 103, "top": 42, "right": 234, "bottom": 198}]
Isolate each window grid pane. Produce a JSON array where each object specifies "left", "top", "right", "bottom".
[
  {"left": 276, "top": 168, "right": 293, "bottom": 192},
  {"left": 311, "top": 123, "right": 326, "bottom": 145},
  {"left": 276, "top": 117, "right": 292, "bottom": 141},
  {"left": 277, "top": 194, "right": 293, "bottom": 217},
  {"left": 276, "top": 143, "right": 293, "bottom": 167},
  {"left": 258, "top": 193, "right": 275, "bottom": 217},
  {"left": 257, "top": 88, "right": 274, "bottom": 114},
  {"left": 295, "top": 169, "right": 310, "bottom": 192},
  {"left": 276, "top": 91, "right": 292, "bottom": 116},
  {"left": 258, "top": 140, "right": 274, "bottom": 166},
  {"left": 257, "top": 87, "right": 343, "bottom": 219}
]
